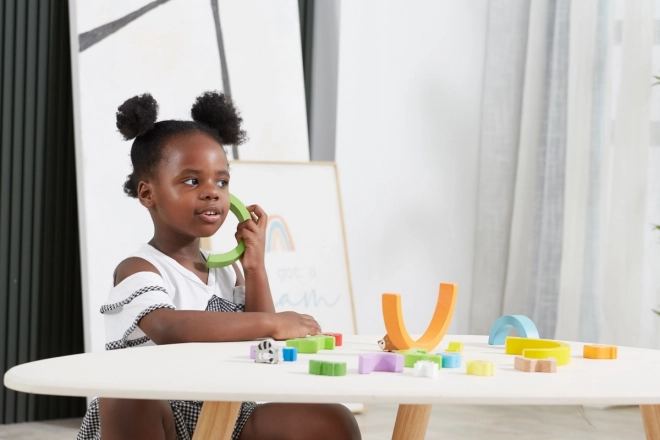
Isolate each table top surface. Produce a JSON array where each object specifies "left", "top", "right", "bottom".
[{"left": 5, "top": 335, "right": 660, "bottom": 405}]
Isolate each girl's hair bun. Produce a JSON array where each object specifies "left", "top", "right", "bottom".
[
  {"left": 116, "top": 93, "right": 159, "bottom": 140},
  {"left": 191, "top": 91, "right": 247, "bottom": 145}
]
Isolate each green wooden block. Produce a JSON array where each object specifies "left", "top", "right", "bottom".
[
  {"left": 286, "top": 338, "right": 319, "bottom": 354},
  {"left": 309, "top": 360, "right": 347, "bottom": 376},
  {"left": 396, "top": 348, "right": 428, "bottom": 355},
  {"left": 399, "top": 352, "right": 442, "bottom": 368},
  {"left": 308, "top": 335, "right": 335, "bottom": 350},
  {"left": 206, "top": 194, "right": 251, "bottom": 268}
]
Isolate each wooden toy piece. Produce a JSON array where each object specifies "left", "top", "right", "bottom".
[
  {"left": 382, "top": 283, "right": 458, "bottom": 352},
  {"left": 466, "top": 360, "right": 494, "bottom": 376},
  {"left": 378, "top": 334, "right": 397, "bottom": 352},
  {"left": 440, "top": 352, "right": 461, "bottom": 368},
  {"left": 286, "top": 338, "right": 319, "bottom": 354},
  {"left": 514, "top": 356, "right": 557, "bottom": 373},
  {"left": 281, "top": 347, "right": 298, "bottom": 362},
  {"left": 446, "top": 342, "right": 463, "bottom": 353},
  {"left": 255, "top": 340, "right": 278, "bottom": 364},
  {"left": 358, "top": 353, "right": 404, "bottom": 374},
  {"left": 488, "top": 315, "right": 539, "bottom": 345},
  {"left": 250, "top": 345, "right": 257, "bottom": 360},
  {"left": 396, "top": 350, "right": 442, "bottom": 368},
  {"left": 308, "top": 335, "right": 335, "bottom": 350},
  {"left": 505, "top": 337, "right": 571, "bottom": 366},
  {"left": 583, "top": 344, "right": 617, "bottom": 359},
  {"left": 322, "top": 332, "right": 343, "bottom": 346},
  {"left": 396, "top": 348, "right": 428, "bottom": 355},
  {"left": 413, "top": 360, "right": 439, "bottom": 378},
  {"left": 206, "top": 194, "right": 251, "bottom": 268},
  {"left": 309, "top": 360, "right": 347, "bottom": 376}
]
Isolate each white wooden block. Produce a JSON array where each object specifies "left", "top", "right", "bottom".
[{"left": 413, "top": 360, "right": 438, "bottom": 378}]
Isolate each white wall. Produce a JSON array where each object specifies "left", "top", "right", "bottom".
[{"left": 335, "top": 1, "right": 488, "bottom": 336}]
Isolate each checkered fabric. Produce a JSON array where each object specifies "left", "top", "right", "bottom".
[
  {"left": 78, "top": 293, "right": 256, "bottom": 439},
  {"left": 77, "top": 398, "right": 257, "bottom": 440}
]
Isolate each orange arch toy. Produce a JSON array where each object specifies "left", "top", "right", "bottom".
[{"left": 382, "top": 283, "right": 458, "bottom": 352}]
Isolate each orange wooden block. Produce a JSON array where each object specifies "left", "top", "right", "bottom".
[
  {"left": 382, "top": 283, "right": 458, "bottom": 352},
  {"left": 583, "top": 344, "right": 617, "bottom": 359},
  {"left": 514, "top": 356, "right": 557, "bottom": 373}
]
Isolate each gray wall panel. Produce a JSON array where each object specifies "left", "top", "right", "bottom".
[{"left": 0, "top": 0, "right": 85, "bottom": 424}]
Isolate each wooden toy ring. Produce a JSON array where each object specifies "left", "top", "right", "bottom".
[{"left": 206, "top": 194, "right": 251, "bottom": 268}]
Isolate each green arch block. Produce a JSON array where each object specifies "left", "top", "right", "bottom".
[{"left": 206, "top": 194, "right": 252, "bottom": 268}]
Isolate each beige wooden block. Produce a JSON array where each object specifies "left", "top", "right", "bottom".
[
  {"left": 514, "top": 356, "right": 536, "bottom": 372},
  {"left": 514, "top": 356, "right": 556, "bottom": 373},
  {"left": 536, "top": 358, "right": 557, "bottom": 373}
]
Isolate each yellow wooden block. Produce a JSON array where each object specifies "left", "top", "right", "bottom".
[
  {"left": 446, "top": 342, "right": 463, "bottom": 353},
  {"left": 583, "top": 344, "right": 617, "bottom": 359},
  {"left": 505, "top": 337, "right": 571, "bottom": 366},
  {"left": 466, "top": 360, "right": 494, "bottom": 376}
]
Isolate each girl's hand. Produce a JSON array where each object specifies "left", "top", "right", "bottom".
[
  {"left": 235, "top": 205, "right": 267, "bottom": 273},
  {"left": 271, "top": 311, "right": 322, "bottom": 340}
]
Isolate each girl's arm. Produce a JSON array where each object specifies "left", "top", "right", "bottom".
[
  {"left": 138, "top": 307, "right": 320, "bottom": 344},
  {"left": 116, "top": 256, "right": 320, "bottom": 345},
  {"left": 234, "top": 205, "right": 276, "bottom": 313}
]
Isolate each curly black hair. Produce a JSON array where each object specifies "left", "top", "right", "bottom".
[{"left": 116, "top": 91, "right": 247, "bottom": 198}]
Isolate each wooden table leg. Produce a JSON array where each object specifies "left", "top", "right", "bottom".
[
  {"left": 391, "top": 404, "right": 432, "bottom": 440},
  {"left": 641, "top": 405, "right": 660, "bottom": 439},
  {"left": 193, "top": 401, "right": 242, "bottom": 440}
]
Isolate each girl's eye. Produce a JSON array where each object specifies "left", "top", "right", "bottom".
[
  {"left": 217, "top": 180, "right": 228, "bottom": 188},
  {"left": 183, "top": 178, "right": 198, "bottom": 186}
]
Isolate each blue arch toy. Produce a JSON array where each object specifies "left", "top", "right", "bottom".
[{"left": 488, "top": 315, "right": 539, "bottom": 345}]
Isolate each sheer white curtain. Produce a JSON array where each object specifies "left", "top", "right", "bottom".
[{"left": 470, "top": 0, "right": 657, "bottom": 348}]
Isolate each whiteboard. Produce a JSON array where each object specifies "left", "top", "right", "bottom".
[{"left": 208, "top": 162, "right": 357, "bottom": 335}]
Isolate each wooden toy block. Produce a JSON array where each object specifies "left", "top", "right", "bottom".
[
  {"left": 378, "top": 334, "right": 397, "bottom": 352},
  {"left": 413, "top": 360, "right": 439, "bottom": 378},
  {"left": 396, "top": 348, "right": 427, "bottom": 355},
  {"left": 466, "top": 360, "right": 494, "bottom": 376},
  {"left": 396, "top": 350, "right": 441, "bottom": 368},
  {"left": 206, "top": 194, "right": 251, "bottom": 268},
  {"left": 282, "top": 347, "right": 298, "bottom": 362},
  {"left": 309, "top": 360, "right": 347, "bottom": 376},
  {"left": 255, "top": 340, "right": 279, "bottom": 364},
  {"left": 322, "top": 332, "right": 343, "bottom": 346},
  {"left": 382, "top": 283, "right": 458, "bottom": 351},
  {"left": 583, "top": 344, "right": 617, "bottom": 359},
  {"left": 505, "top": 337, "right": 571, "bottom": 366},
  {"left": 514, "top": 356, "right": 557, "bottom": 373},
  {"left": 287, "top": 335, "right": 334, "bottom": 352},
  {"left": 250, "top": 345, "right": 257, "bottom": 359},
  {"left": 440, "top": 352, "right": 461, "bottom": 368},
  {"left": 446, "top": 342, "right": 463, "bottom": 353},
  {"left": 358, "top": 353, "right": 404, "bottom": 374},
  {"left": 488, "top": 315, "right": 539, "bottom": 345},
  {"left": 286, "top": 338, "right": 319, "bottom": 354},
  {"left": 308, "top": 335, "right": 335, "bottom": 350}
]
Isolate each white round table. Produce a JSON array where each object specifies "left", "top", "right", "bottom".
[{"left": 5, "top": 335, "right": 660, "bottom": 439}]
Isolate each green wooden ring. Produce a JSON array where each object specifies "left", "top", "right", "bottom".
[{"left": 206, "top": 194, "right": 251, "bottom": 268}]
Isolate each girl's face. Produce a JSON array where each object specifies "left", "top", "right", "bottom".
[{"left": 140, "top": 131, "right": 231, "bottom": 240}]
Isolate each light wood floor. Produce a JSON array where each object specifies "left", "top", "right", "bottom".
[{"left": 0, "top": 404, "right": 646, "bottom": 439}]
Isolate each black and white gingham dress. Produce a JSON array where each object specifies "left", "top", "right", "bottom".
[{"left": 77, "top": 244, "right": 257, "bottom": 440}]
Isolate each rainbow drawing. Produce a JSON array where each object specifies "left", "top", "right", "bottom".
[{"left": 266, "top": 215, "right": 295, "bottom": 252}]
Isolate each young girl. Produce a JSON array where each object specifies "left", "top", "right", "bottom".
[{"left": 77, "top": 92, "right": 361, "bottom": 440}]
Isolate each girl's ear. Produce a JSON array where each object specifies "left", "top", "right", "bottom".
[{"left": 137, "top": 181, "right": 155, "bottom": 208}]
